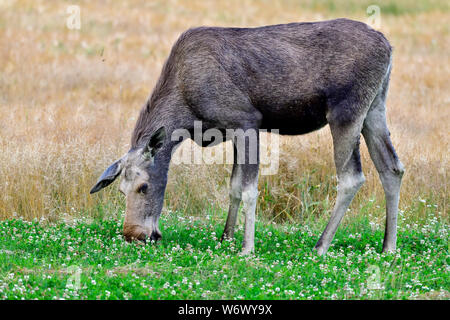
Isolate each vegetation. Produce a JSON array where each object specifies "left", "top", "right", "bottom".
[
  {"left": 0, "top": 0, "right": 448, "bottom": 222},
  {"left": 0, "top": 0, "right": 448, "bottom": 300},
  {"left": 0, "top": 208, "right": 448, "bottom": 300}
]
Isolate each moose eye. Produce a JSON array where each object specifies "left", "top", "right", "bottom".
[{"left": 137, "top": 183, "right": 148, "bottom": 194}]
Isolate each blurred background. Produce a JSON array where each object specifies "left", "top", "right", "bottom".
[{"left": 0, "top": 0, "right": 448, "bottom": 225}]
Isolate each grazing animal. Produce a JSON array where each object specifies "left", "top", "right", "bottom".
[{"left": 90, "top": 19, "right": 404, "bottom": 255}]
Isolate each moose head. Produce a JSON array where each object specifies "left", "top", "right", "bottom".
[{"left": 90, "top": 127, "right": 168, "bottom": 242}]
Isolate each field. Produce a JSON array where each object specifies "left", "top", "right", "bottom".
[
  {"left": 0, "top": 212, "right": 448, "bottom": 299},
  {"left": 0, "top": 0, "right": 449, "bottom": 300}
]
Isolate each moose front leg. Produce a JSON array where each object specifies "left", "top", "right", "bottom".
[
  {"left": 221, "top": 128, "right": 260, "bottom": 254},
  {"left": 240, "top": 165, "right": 259, "bottom": 255},
  {"left": 221, "top": 146, "right": 260, "bottom": 255}
]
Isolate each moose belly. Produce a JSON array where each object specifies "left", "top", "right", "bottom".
[{"left": 258, "top": 99, "right": 328, "bottom": 135}]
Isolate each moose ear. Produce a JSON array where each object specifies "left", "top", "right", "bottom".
[
  {"left": 144, "top": 126, "right": 166, "bottom": 158},
  {"left": 90, "top": 158, "right": 124, "bottom": 194}
]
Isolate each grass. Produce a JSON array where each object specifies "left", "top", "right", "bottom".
[{"left": 0, "top": 206, "right": 448, "bottom": 300}]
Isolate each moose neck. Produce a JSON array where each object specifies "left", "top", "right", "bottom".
[
  {"left": 144, "top": 138, "right": 175, "bottom": 214},
  {"left": 132, "top": 99, "right": 169, "bottom": 148},
  {"left": 131, "top": 55, "right": 188, "bottom": 150}
]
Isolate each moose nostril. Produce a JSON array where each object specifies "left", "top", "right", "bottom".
[
  {"left": 150, "top": 231, "right": 162, "bottom": 242},
  {"left": 137, "top": 183, "right": 148, "bottom": 194}
]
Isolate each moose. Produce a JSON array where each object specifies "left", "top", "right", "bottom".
[{"left": 90, "top": 18, "right": 404, "bottom": 255}]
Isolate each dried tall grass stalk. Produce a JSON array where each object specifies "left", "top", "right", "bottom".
[{"left": 0, "top": 0, "right": 448, "bottom": 222}]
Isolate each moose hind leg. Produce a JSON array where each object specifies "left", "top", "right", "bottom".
[
  {"left": 362, "top": 106, "right": 404, "bottom": 253},
  {"left": 314, "top": 119, "right": 366, "bottom": 255},
  {"left": 237, "top": 131, "right": 260, "bottom": 255},
  {"left": 221, "top": 145, "right": 242, "bottom": 241}
]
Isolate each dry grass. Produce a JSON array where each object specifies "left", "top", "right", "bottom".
[{"left": 0, "top": 0, "right": 448, "bottom": 223}]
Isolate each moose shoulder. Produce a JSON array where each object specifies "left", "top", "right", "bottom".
[{"left": 91, "top": 18, "right": 404, "bottom": 255}]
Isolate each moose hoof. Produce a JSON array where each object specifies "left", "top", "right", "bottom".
[
  {"left": 313, "top": 245, "right": 328, "bottom": 256},
  {"left": 239, "top": 247, "right": 254, "bottom": 256},
  {"left": 220, "top": 233, "right": 234, "bottom": 242},
  {"left": 382, "top": 245, "right": 396, "bottom": 254}
]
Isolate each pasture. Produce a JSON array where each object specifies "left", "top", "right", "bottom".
[
  {"left": 0, "top": 0, "right": 448, "bottom": 299},
  {"left": 0, "top": 211, "right": 448, "bottom": 299}
]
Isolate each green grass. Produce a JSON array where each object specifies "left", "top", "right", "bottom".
[
  {"left": 293, "top": 0, "right": 450, "bottom": 15},
  {"left": 0, "top": 208, "right": 448, "bottom": 300}
]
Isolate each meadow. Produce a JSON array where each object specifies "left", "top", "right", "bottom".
[
  {"left": 0, "top": 211, "right": 448, "bottom": 299},
  {"left": 0, "top": 0, "right": 448, "bottom": 299}
]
